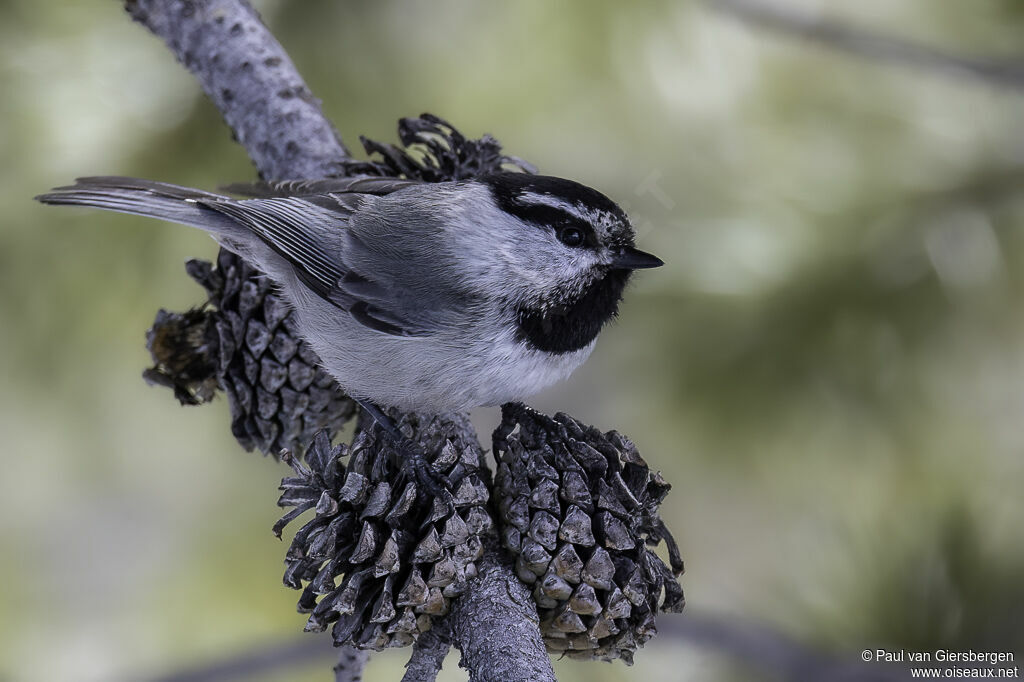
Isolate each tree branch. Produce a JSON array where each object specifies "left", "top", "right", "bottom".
[
  {"left": 705, "top": 0, "right": 1024, "bottom": 90},
  {"left": 123, "top": 3, "right": 557, "bottom": 680},
  {"left": 125, "top": 0, "right": 350, "bottom": 180},
  {"left": 400, "top": 618, "right": 452, "bottom": 682},
  {"left": 333, "top": 647, "right": 370, "bottom": 682},
  {"left": 141, "top": 638, "right": 331, "bottom": 682},
  {"left": 450, "top": 538, "right": 557, "bottom": 682},
  {"left": 662, "top": 611, "right": 908, "bottom": 682}
]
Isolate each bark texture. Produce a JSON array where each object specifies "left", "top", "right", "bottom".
[
  {"left": 450, "top": 538, "right": 556, "bottom": 682},
  {"left": 333, "top": 647, "right": 370, "bottom": 682},
  {"left": 126, "top": 0, "right": 350, "bottom": 180},
  {"left": 400, "top": 618, "right": 452, "bottom": 682}
]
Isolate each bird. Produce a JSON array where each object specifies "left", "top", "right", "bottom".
[{"left": 37, "top": 172, "right": 663, "bottom": 493}]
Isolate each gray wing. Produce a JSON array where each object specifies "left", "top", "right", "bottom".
[
  {"left": 201, "top": 183, "right": 457, "bottom": 337},
  {"left": 38, "top": 174, "right": 449, "bottom": 336},
  {"left": 326, "top": 185, "right": 480, "bottom": 339}
]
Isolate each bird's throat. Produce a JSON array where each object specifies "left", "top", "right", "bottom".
[{"left": 516, "top": 269, "right": 630, "bottom": 354}]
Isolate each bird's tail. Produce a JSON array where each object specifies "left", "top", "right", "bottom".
[{"left": 35, "top": 176, "right": 239, "bottom": 234}]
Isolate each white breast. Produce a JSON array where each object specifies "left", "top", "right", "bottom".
[{"left": 296, "top": 291, "right": 594, "bottom": 412}]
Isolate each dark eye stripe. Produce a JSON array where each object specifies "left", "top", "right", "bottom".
[
  {"left": 483, "top": 173, "right": 625, "bottom": 249},
  {"left": 482, "top": 172, "right": 629, "bottom": 223},
  {"left": 503, "top": 201, "right": 599, "bottom": 247}
]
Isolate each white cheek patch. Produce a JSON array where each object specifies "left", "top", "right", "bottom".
[{"left": 445, "top": 185, "right": 607, "bottom": 307}]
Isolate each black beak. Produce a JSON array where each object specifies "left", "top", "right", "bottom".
[{"left": 612, "top": 246, "right": 664, "bottom": 270}]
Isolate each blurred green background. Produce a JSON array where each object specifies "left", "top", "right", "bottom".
[{"left": 2, "top": 0, "right": 1023, "bottom": 680}]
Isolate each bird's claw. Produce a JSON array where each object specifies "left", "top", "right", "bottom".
[{"left": 390, "top": 435, "right": 456, "bottom": 515}]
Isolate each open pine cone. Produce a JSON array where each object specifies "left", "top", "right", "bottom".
[
  {"left": 493, "top": 403, "right": 685, "bottom": 663},
  {"left": 339, "top": 112, "right": 535, "bottom": 181},
  {"left": 275, "top": 414, "right": 494, "bottom": 650},
  {"left": 145, "top": 249, "right": 356, "bottom": 457}
]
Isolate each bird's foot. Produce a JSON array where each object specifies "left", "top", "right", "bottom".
[
  {"left": 356, "top": 399, "right": 456, "bottom": 514},
  {"left": 390, "top": 435, "right": 455, "bottom": 512}
]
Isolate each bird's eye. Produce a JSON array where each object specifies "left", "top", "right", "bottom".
[{"left": 558, "top": 227, "right": 585, "bottom": 247}]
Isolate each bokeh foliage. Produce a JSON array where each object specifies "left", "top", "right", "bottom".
[{"left": 1, "top": 1, "right": 1022, "bottom": 680}]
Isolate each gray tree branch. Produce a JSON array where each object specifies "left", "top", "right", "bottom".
[
  {"left": 125, "top": 0, "right": 350, "bottom": 180},
  {"left": 140, "top": 638, "right": 331, "bottom": 682},
  {"left": 450, "top": 538, "right": 556, "bottom": 682},
  {"left": 400, "top": 618, "right": 452, "bottom": 682},
  {"left": 333, "top": 647, "right": 370, "bottom": 682},
  {"left": 122, "top": 2, "right": 556, "bottom": 680},
  {"left": 705, "top": 0, "right": 1024, "bottom": 90}
]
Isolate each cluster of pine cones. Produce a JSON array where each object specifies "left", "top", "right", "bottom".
[{"left": 144, "top": 114, "right": 684, "bottom": 662}]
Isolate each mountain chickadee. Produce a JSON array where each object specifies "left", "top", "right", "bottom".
[{"left": 37, "top": 172, "right": 662, "bottom": 491}]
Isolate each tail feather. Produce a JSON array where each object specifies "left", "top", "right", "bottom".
[
  {"left": 36, "top": 176, "right": 348, "bottom": 302},
  {"left": 35, "top": 176, "right": 238, "bottom": 234}
]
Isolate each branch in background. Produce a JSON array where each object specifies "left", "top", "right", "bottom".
[
  {"left": 333, "top": 648, "right": 370, "bottom": 682},
  {"left": 125, "top": 0, "right": 350, "bottom": 180},
  {"left": 401, "top": 618, "right": 452, "bottom": 682},
  {"left": 140, "top": 609, "right": 921, "bottom": 682},
  {"left": 140, "top": 638, "right": 331, "bottom": 682},
  {"left": 705, "top": 0, "right": 1024, "bottom": 90},
  {"left": 662, "top": 612, "right": 908, "bottom": 682}
]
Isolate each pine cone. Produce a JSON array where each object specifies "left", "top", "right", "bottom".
[
  {"left": 143, "top": 307, "right": 219, "bottom": 406},
  {"left": 492, "top": 403, "right": 685, "bottom": 663},
  {"left": 275, "top": 414, "right": 494, "bottom": 650},
  {"left": 145, "top": 249, "right": 357, "bottom": 457},
  {"left": 340, "top": 113, "right": 536, "bottom": 181}
]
